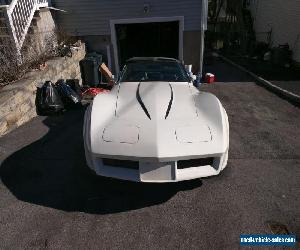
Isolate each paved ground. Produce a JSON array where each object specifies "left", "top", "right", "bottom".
[
  {"left": 0, "top": 63, "right": 299, "bottom": 250},
  {"left": 271, "top": 81, "right": 300, "bottom": 96},
  {"left": 220, "top": 55, "right": 300, "bottom": 96}
]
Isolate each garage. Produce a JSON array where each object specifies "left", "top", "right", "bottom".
[{"left": 111, "top": 17, "right": 184, "bottom": 72}]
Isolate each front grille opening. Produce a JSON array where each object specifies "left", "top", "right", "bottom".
[
  {"left": 177, "top": 157, "right": 214, "bottom": 169},
  {"left": 102, "top": 158, "right": 139, "bottom": 170}
]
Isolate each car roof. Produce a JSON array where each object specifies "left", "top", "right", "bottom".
[{"left": 126, "top": 57, "right": 181, "bottom": 63}]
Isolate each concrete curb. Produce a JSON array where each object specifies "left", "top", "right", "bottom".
[{"left": 219, "top": 55, "right": 300, "bottom": 106}]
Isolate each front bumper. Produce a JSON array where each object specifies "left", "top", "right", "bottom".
[{"left": 85, "top": 150, "right": 228, "bottom": 183}]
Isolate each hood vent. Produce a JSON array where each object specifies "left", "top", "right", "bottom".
[
  {"left": 136, "top": 82, "right": 173, "bottom": 120},
  {"left": 136, "top": 82, "right": 151, "bottom": 120},
  {"left": 165, "top": 83, "right": 173, "bottom": 119}
]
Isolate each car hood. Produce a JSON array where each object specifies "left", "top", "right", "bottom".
[
  {"left": 90, "top": 82, "right": 227, "bottom": 160},
  {"left": 115, "top": 81, "right": 198, "bottom": 121}
]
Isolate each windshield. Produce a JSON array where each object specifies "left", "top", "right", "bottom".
[{"left": 120, "top": 61, "right": 190, "bottom": 82}]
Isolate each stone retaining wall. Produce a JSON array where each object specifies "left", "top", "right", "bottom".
[{"left": 0, "top": 43, "right": 86, "bottom": 136}]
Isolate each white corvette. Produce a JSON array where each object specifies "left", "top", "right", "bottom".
[{"left": 83, "top": 57, "right": 229, "bottom": 182}]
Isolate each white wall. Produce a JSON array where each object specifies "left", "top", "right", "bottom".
[{"left": 248, "top": 0, "right": 300, "bottom": 62}]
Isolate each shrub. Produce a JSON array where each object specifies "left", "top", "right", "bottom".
[{"left": 0, "top": 30, "right": 57, "bottom": 86}]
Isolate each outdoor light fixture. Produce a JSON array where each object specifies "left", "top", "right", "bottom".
[{"left": 143, "top": 3, "right": 150, "bottom": 14}]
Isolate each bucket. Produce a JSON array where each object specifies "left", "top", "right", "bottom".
[{"left": 205, "top": 73, "right": 215, "bottom": 84}]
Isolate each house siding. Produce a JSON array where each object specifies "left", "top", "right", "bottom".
[
  {"left": 52, "top": 0, "right": 203, "bottom": 35},
  {"left": 248, "top": 0, "right": 300, "bottom": 62}
]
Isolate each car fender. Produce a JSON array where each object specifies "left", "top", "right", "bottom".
[{"left": 193, "top": 90, "right": 229, "bottom": 152}]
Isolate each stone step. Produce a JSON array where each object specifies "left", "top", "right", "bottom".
[
  {"left": 0, "top": 8, "right": 7, "bottom": 17},
  {"left": 0, "top": 36, "right": 10, "bottom": 43},
  {"left": 0, "top": 20, "right": 7, "bottom": 26},
  {"left": 0, "top": 26, "right": 9, "bottom": 34}
]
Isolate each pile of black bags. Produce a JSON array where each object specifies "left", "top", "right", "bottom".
[{"left": 36, "top": 80, "right": 82, "bottom": 115}]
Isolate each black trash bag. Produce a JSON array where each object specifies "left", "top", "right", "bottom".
[
  {"left": 56, "top": 80, "right": 81, "bottom": 108},
  {"left": 66, "top": 79, "right": 82, "bottom": 96},
  {"left": 36, "top": 81, "right": 64, "bottom": 115}
]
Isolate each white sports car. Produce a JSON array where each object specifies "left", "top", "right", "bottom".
[{"left": 83, "top": 57, "right": 229, "bottom": 182}]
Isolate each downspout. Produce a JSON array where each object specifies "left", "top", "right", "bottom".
[{"left": 199, "top": 0, "right": 208, "bottom": 80}]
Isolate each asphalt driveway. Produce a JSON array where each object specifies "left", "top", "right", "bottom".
[{"left": 0, "top": 63, "right": 299, "bottom": 249}]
